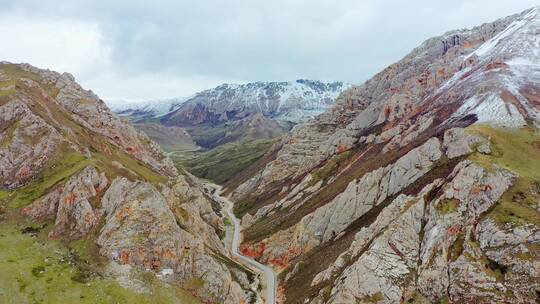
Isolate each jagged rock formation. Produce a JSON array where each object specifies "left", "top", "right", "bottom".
[
  {"left": 227, "top": 7, "right": 540, "bottom": 303},
  {"left": 0, "top": 62, "right": 255, "bottom": 303},
  {"left": 97, "top": 177, "right": 242, "bottom": 303},
  {"left": 49, "top": 166, "right": 107, "bottom": 240}
]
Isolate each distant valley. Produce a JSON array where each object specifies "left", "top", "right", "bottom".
[
  {"left": 108, "top": 80, "right": 350, "bottom": 183},
  {"left": 2, "top": 5, "right": 540, "bottom": 304}
]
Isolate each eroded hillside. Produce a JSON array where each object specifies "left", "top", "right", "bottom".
[
  {"left": 226, "top": 7, "right": 540, "bottom": 303},
  {"left": 0, "top": 63, "right": 259, "bottom": 303}
]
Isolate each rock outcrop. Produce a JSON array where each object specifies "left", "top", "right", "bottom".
[
  {"left": 98, "top": 177, "right": 243, "bottom": 303},
  {"left": 49, "top": 166, "right": 107, "bottom": 240},
  {"left": 227, "top": 7, "right": 540, "bottom": 304},
  {"left": 0, "top": 100, "right": 64, "bottom": 189},
  {"left": 1, "top": 62, "right": 252, "bottom": 303}
]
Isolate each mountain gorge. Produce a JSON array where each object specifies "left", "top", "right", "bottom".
[
  {"left": 0, "top": 63, "right": 260, "bottom": 303},
  {"left": 225, "top": 7, "right": 540, "bottom": 303},
  {"left": 110, "top": 80, "right": 350, "bottom": 184},
  {"left": 2, "top": 5, "right": 540, "bottom": 304}
]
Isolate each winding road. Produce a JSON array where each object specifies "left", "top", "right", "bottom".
[{"left": 209, "top": 185, "right": 276, "bottom": 304}]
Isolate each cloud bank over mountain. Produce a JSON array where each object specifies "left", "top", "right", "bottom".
[{"left": 0, "top": 0, "right": 537, "bottom": 100}]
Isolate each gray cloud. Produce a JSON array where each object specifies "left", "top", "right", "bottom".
[{"left": 0, "top": 0, "right": 537, "bottom": 100}]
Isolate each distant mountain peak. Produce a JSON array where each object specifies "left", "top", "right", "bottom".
[{"left": 159, "top": 80, "right": 351, "bottom": 126}]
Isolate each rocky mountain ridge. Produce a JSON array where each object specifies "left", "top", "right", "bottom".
[
  {"left": 108, "top": 80, "right": 350, "bottom": 129},
  {"left": 0, "top": 62, "right": 259, "bottom": 303},
  {"left": 226, "top": 7, "right": 540, "bottom": 303},
  {"left": 110, "top": 97, "right": 188, "bottom": 121},
  {"left": 159, "top": 80, "right": 350, "bottom": 126}
]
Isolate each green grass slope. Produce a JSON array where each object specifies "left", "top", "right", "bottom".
[
  {"left": 173, "top": 139, "right": 277, "bottom": 184},
  {"left": 468, "top": 125, "right": 540, "bottom": 228},
  {"left": 0, "top": 212, "right": 200, "bottom": 304},
  {"left": 0, "top": 64, "right": 198, "bottom": 303}
]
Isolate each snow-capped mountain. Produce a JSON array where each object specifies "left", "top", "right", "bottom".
[
  {"left": 107, "top": 80, "right": 350, "bottom": 149},
  {"left": 107, "top": 97, "right": 188, "bottom": 120},
  {"left": 160, "top": 80, "right": 351, "bottom": 126}
]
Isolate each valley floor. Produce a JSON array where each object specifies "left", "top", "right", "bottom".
[{"left": 206, "top": 183, "right": 277, "bottom": 304}]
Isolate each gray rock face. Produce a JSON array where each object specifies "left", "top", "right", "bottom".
[
  {"left": 443, "top": 127, "right": 490, "bottom": 158},
  {"left": 475, "top": 219, "right": 540, "bottom": 302},
  {"left": 20, "top": 185, "right": 63, "bottom": 220},
  {"left": 325, "top": 191, "right": 427, "bottom": 303},
  {"left": 2, "top": 62, "right": 254, "bottom": 303},
  {"left": 308, "top": 138, "right": 442, "bottom": 241},
  {"left": 49, "top": 166, "right": 107, "bottom": 240},
  {"left": 0, "top": 100, "right": 63, "bottom": 189},
  {"left": 253, "top": 138, "right": 442, "bottom": 265},
  {"left": 307, "top": 161, "right": 524, "bottom": 304},
  {"left": 416, "top": 161, "right": 516, "bottom": 302},
  {"left": 160, "top": 174, "right": 226, "bottom": 253},
  {"left": 97, "top": 177, "right": 245, "bottom": 304}
]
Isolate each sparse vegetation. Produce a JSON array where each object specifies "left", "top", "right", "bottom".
[
  {"left": 357, "top": 292, "right": 384, "bottom": 303},
  {"left": 0, "top": 215, "right": 201, "bottom": 304},
  {"left": 436, "top": 198, "right": 460, "bottom": 215},
  {"left": 309, "top": 150, "right": 353, "bottom": 187},
  {"left": 216, "top": 228, "right": 226, "bottom": 240},
  {"left": 174, "top": 139, "right": 277, "bottom": 184},
  {"left": 467, "top": 125, "right": 540, "bottom": 227},
  {"left": 449, "top": 233, "right": 465, "bottom": 262},
  {"left": 7, "top": 151, "right": 91, "bottom": 208},
  {"left": 184, "top": 123, "right": 232, "bottom": 148}
]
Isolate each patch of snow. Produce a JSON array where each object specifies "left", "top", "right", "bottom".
[
  {"left": 185, "top": 80, "right": 351, "bottom": 123},
  {"left": 506, "top": 57, "right": 540, "bottom": 67},
  {"left": 107, "top": 97, "right": 189, "bottom": 117},
  {"left": 468, "top": 19, "right": 527, "bottom": 59},
  {"left": 106, "top": 80, "right": 351, "bottom": 123},
  {"left": 455, "top": 94, "right": 526, "bottom": 128},
  {"left": 466, "top": 7, "right": 540, "bottom": 60},
  {"left": 436, "top": 66, "right": 472, "bottom": 93}
]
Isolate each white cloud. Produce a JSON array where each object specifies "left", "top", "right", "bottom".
[
  {"left": 0, "top": 0, "right": 538, "bottom": 101},
  {"left": 0, "top": 13, "right": 112, "bottom": 79},
  {"left": 86, "top": 71, "right": 240, "bottom": 102}
]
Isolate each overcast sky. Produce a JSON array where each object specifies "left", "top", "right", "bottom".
[{"left": 0, "top": 1, "right": 537, "bottom": 102}]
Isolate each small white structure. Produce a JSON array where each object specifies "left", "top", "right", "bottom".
[{"left": 160, "top": 268, "right": 174, "bottom": 276}]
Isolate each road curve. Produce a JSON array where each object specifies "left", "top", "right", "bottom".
[{"left": 211, "top": 185, "right": 276, "bottom": 304}]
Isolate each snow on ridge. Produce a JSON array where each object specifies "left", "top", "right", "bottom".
[
  {"left": 107, "top": 80, "right": 351, "bottom": 123},
  {"left": 108, "top": 97, "right": 188, "bottom": 117},
  {"left": 467, "top": 7, "right": 540, "bottom": 60},
  {"left": 185, "top": 80, "right": 351, "bottom": 123},
  {"left": 455, "top": 94, "right": 526, "bottom": 128}
]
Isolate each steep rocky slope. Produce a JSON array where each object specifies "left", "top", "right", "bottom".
[
  {"left": 0, "top": 63, "right": 258, "bottom": 303},
  {"left": 227, "top": 7, "right": 540, "bottom": 303}
]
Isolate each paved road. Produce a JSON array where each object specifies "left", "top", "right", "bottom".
[{"left": 210, "top": 185, "right": 276, "bottom": 304}]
